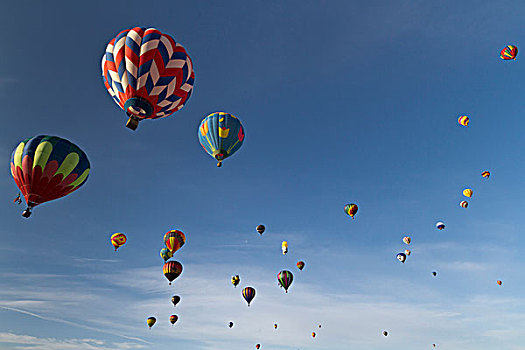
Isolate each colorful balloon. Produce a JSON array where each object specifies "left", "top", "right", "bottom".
[
  {"left": 232, "top": 275, "right": 240, "bottom": 288},
  {"left": 405, "top": 249, "right": 411, "bottom": 256},
  {"left": 344, "top": 203, "right": 358, "bottom": 218},
  {"left": 432, "top": 271, "right": 437, "bottom": 276},
  {"left": 274, "top": 323, "right": 278, "bottom": 329},
  {"left": 296, "top": 261, "right": 305, "bottom": 270},
  {"left": 482, "top": 171, "right": 490, "bottom": 179},
  {"left": 277, "top": 270, "right": 294, "bottom": 293},
  {"left": 500, "top": 45, "right": 518, "bottom": 60},
  {"left": 402, "top": 236, "right": 411, "bottom": 245},
  {"left": 198, "top": 112, "right": 245, "bottom": 167},
  {"left": 164, "top": 230, "right": 186, "bottom": 254},
  {"left": 383, "top": 330, "right": 388, "bottom": 336},
  {"left": 397, "top": 253, "right": 406, "bottom": 263},
  {"left": 463, "top": 188, "right": 473, "bottom": 198},
  {"left": 146, "top": 317, "right": 156, "bottom": 329},
  {"left": 169, "top": 314, "right": 178, "bottom": 325},
  {"left": 101, "top": 27, "right": 195, "bottom": 130},
  {"left": 312, "top": 332, "right": 316, "bottom": 338},
  {"left": 255, "top": 344, "right": 260, "bottom": 349},
  {"left": 160, "top": 248, "right": 173, "bottom": 262},
  {"left": 282, "top": 241, "right": 288, "bottom": 255},
  {"left": 171, "top": 295, "right": 180, "bottom": 307},
  {"left": 10, "top": 135, "right": 90, "bottom": 218},
  {"left": 318, "top": 324, "right": 322, "bottom": 328},
  {"left": 436, "top": 222, "right": 445, "bottom": 230},
  {"left": 163, "top": 261, "right": 183, "bottom": 285},
  {"left": 497, "top": 280, "right": 502, "bottom": 285},
  {"left": 256, "top": 225, "right": 265, "bottom": 235},
  {"left": 110, "top": 233, "right": 127, "bottom": 251},
  {"left": 458, "top": 115, "right": 469, "bottom": 126},
  {"left": 460, "top": 200, "right": 468, "bottom": 208},
  {"left": 242, "top": 286, "right": 256, "bottom": 307}
]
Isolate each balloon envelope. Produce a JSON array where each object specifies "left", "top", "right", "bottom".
[
  {"left": 500, "top": 45, "right": 518, "bottom": 60},
  {"left": 277, "top": 270, "right": 294, "bottom": 293},
  {"left": 242, "top": 287, "right": 256, "bottom": 306},
  {"left": 344, "top": 203, "right": 358, "bottom": 218},
  {"left": 171, "top": 295, "right": 180, "bottom": 306},
  {"left": 256, "top": 225, "right": 265, "bottom": 234},
  {"left": 296, "top": 261, "right": 305, "bottom": 270},
  {"left": 163, "top": 261, "right": 183, "bottom": 285},
  {"left": 169, "top": 315, "right": 178, "bottom": 325},
  {"left": 458, "top": 115, "right": 469, "bottom": 126},
  {"left": 111, "top": 233, "right": 127, "bottom": 251},
  {"left": 10, "top": 135, "right": 90, "bottom": 217},
  {"left": 101, "top": 27, "right": 195, "bottom": 129},
  {"left": 164, "top": 230, "right": 186, "bottom": 254},
  {"left": 146, "top": 317, "right": 156, "bottom": 328}
]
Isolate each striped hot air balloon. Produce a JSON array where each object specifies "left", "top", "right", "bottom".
[
  {"left": 101, "top": 27, "right": 195, "bottom": 130},
  {"left": 242, "top": 287, "right": 256, "bottom": 307},
  {"left": 198, "top": 112, "right": 245, "bottom": 167},
  {"left": 164, "top": 230, "right": 186, "bottom": 254},
  {"left": 458, "top": 115, "right": 469, "bottom": 126},
  {"left": 163, "top": 261, "right": 183, "bottom": 285},
  {"left": 10, "top": 135, "right": 90, "bottom": 218},
  {"left": 482, "top": 171, "right": 490, "bottom": 179},
  {"left": 500, "top": 45, "right": 518, "bottom": 60},
  {"left": 344, "top": 203, "right": 358, "bottom": 218},
  {"left": 460, "top": 200, "right": 468, "bottom": 208},
  {"left": 169, "top": 314, "right": 178, "bottom": 325},
  {"left": 277, "top": 270, "right": 294, "bottom": 293}
]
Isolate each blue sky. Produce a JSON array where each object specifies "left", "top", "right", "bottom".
[{"left": 1, "top": 0, "right": 525, "bottom": 349}]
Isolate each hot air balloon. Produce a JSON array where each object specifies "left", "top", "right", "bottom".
[
  {"left": 463, "top": 188, "right": 473, "bottom": 198},
  {"left": 282, "top": 241, "right": 288, "bottom": 255},
  {"left": 101, "top": 27, "right": 195, "bottom": 130},
  {"left": 146, "top": 317, "right": 156, "bottom": 329},
  {"left": 458, "top": 115, "right": 469, "bottom": 127},
  {"left": 318, "top": 324, "right": 322, "bottom": 328},
  {"left": 242, "top": 286, "right": 256, "bottom": 307},
  {"left": 164, "top": 230, "right": 186, "bottom": 254},
  {"left": 198, "top": 112, "right": 245, "bottom": 167},
  {"left": 256, "top": 225, "right": 265, "bottom": 235},
  {"left": 436, "top": 222, "right": 445, "bottom": 230},
  {"left": 255, "top": 344, "right": 260, "bottom": 349},
  {"left": 274, "top": 323, "right": 278, "bottom": 329},
  {"left": 171, "top": 295, "right": 180, "bottom": 307},
  {"left": 277, "top": 270, "right": 293, "bottom": 293},
  {"left": 497, "top": 280, "right": 502, "bottom": 285},
  {"left": 460, "top": 200, "right": 468, "bottom": 208},
  {"left": 232, "top": 275, "right": 240, "bottom": 288},
  {"left": 482, "top": 171, "right": 490, "bottom": 179},
  {"left": 500, "top": 45, "right": 518, "bottom": 60},
  {"left": 10, "top": 135, "right": 90, "bottom": 218},
  {"left": 110, "top": 233, "right": 127, "bottom": 251},
  {"left": 296, "top": 261, "right": 305, "bottom": 270},
  {"left": 432, "top": 271, "right": 437, "bottom": 276},
  {"left": 160, "top": 247, "right": 173, "bottom": 262},
  {"left": 402, "top": 236, "right": 411, "bottom": 245},
  {"left": 397, "top": 253, "right": 406, "bottom": 263},
  {"left": 163, "top": 261, "right": 183, "bottom": 285},
  {"left": 383, "top": 330, "right": 388, "bottom": 336},
  {"left": 169, "top": 314, "right": 178, "bottom": 325},
  {"left": 344, "top": 203, "right": 358, "bottom": 218},
  {"left": 229, "top": 321, "right": 234, "bottom": 328},
  {"left": 312, "top": 332, "right": 316, "bottom": 338},
  {"left": 405, "top": 249, "right": 411, "bottom": 256}
]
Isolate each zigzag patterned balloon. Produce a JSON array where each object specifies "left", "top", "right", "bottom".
[{"left": 102, "top": 27, "right": 195, "bottom": 130}]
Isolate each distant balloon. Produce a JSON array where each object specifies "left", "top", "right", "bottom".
[
  {"left": 500, "top": 45, "right": 518, "bottom": 60},
  {"left": 497, "top": 280, "right": 502, "bottom": 285},
  {"left": 169, "top": 315, "right": 178, "bottom": 325},
  {"left": 402, "top": 236, "right": 411, "bottom": 245},
  {"left": 282, "top": 241, "right": 288, "bottom": 255},
  {"left": 277, "top": 270, "right": 294, "bottom": 293},
  {"left": 405, "top": 249, "right": 411, "bottom": 256},
  {"left": 164, "top": 230, "right": 186, "bottom": 254},
  {"left": 198, "top": 112, "right": 245, "bottom": 167},
  {"left": 296, "top": 261, "right": 305, "bottom": 270},
  {"left": 10, "top": 135, "right": 90, "bottom": 218},
  {"left": 171, "top": 295, "right": 180, "bottom": 307},
  {"left": 383, "top": 330, "right": 388, "bottom": 336},
  {"left": 463, "top": 188, "right": 473, "bottom": 198},
  {"left": 163, "top": 261, "right": 183, "bottom": 285},
  {"left": 432, "top": 271, "right": 437, "bottom": 276},
  {"left": 232, "top": 275, "right": 240, "bottom": 288},
  {"left": 482, "top": 171, "right": 491, "bottom": 179},
  {"left": 256, "top": 225, "right": 265, "bottom": 235},
  {"left": 242, "top": 287, "right": 256, "bottom": 307},
  {"left": 255, "top": 344, "right": 260, "bottom": 350},
  {"left": 312, "top": 332, "right": 316, "bottom": 338},
  {"left": 318, "top": 324, "right": 322, "bottom": 328},
  {"left": 101, "top": 27, "right": 195, "bottom": 130},
  {"left": 160, "top": 248, "right": 173, "bottom": 262},
  {"left": 397, "top": 253, "right": 406, "bottom": 263},
  {"left": 274, "top": 323, "right": 278, "bottom": 329},
  {"left": 110, "top": 233, "right": 127, "bottom": 251},
  {"left": 146, "top": 317, "right": 156, "bottom": 329},
  {"left": 229, "top": 321, "right": 234, "bottom": 328},
  {"left": 458, "top": 115, "right": 469, "bottom": 127},
  {"left": 460, "top": 200, "right": 468, "bottom": 208},
  {"left": 436, "top": 222, "right": 445, "bottom": 230},
  {"left": 344, "top": 203, "right": 358, "bottom": 218}
]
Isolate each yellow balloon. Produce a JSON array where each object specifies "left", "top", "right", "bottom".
[{"left": 463, "top": 188, "right": 473, "bottom": 198}]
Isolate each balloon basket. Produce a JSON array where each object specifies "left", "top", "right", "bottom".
[{"left": 126, "top": 117, "right": 139, "bottom": 130}]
